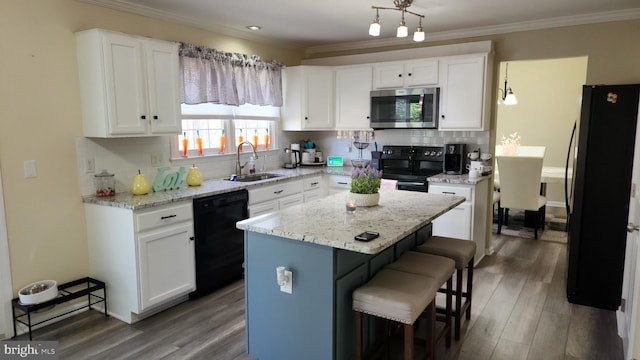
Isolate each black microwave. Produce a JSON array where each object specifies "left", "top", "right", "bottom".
[{"left": 369, "top": 87, "right": 439, "bottom": 129}]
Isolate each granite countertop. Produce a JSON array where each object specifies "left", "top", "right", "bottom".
[
  {"left": 427, "top": 173, "right": 491, "bottom": 185},
  {"left": 236, "top": 189, "right": 465, "bottom": 254},
  {"left": 82, "top": 167, "right": 326, "bottom": 210}
]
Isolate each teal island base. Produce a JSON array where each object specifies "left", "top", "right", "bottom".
[{"left": 243, "top": 225, "right": 433, "bottom": 360}]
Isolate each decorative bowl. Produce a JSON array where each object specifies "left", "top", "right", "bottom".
[
  {"left": 351, "top": 159, "right": 371, "bottom": 168},
  {"left": 18, "top": 280, "right": 58, "bottom": 305}
]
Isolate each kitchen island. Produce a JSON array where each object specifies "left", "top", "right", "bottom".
[{"left": 236, "top": 189, "right": 465, "bottom": 360}]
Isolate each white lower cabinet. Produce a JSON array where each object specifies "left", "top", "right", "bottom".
[
  {"left": 85, "top": 200, "right": 195, "bottom": 324},
  {"left": 137, "top": 222, "right": 195, "bottom": 311},
  {"left": 326, "top": 174, "right": 351, "bottom": 195},
  {"left": 248, "top": 176, "right": 327, "bottom": 216},
  {"left": 248, "top": 179, "right": 303, "bottom": 217},
  {"left": 428, "top": 179, "right": 489, "bottom": 265}
]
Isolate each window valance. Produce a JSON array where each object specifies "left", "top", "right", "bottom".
[{"left": 179, "top": 42, "right": 284, "bottom": 107}]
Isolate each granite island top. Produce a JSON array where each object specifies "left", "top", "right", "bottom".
[{"left": 236, "top": 189, "right": 465, "bottom": 254}]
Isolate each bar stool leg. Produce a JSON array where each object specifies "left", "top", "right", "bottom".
[
  {"left": 455, "top": 268, "right": 463, "bottom": 341},
  {"left": 466, "top": 259, "right": 474, "bottom": 320},
  {"left": 404, "top": 323, "right": 414, "bottom": 360},
  {"left": 446, "top": 277, "right": 453, "bottom": 347}
]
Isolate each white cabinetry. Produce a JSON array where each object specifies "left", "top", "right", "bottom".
[
  {"left": 282, "top": 66, "right": 334, "bottom": 130},
  {"left": 85, "top": 201, "right": 195, "bottom": 323},
  {"left": 438, "top": 54, "right": 488, "bottom": 131},
  {"left": 326, "top": 174, "right": 352, "bottom": 195},
  {"left": 303, "top": 176, "right": 324, "bottom": 202},
  {"left": 373, "top": 59, "right": 438, "bottom": 89},
  {"left": 428, "top": 179, "right": 489, "bottom": 265},
  {"left": 334, "top": 65, "right": 373, "bottom": 130},
  {"left": 76, "top": 29, "right": 181, "bottom": 137},
  {"left": 248, "top": 179, "right": 304, "bottom": 217}
]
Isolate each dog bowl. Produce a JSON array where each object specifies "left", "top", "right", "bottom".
[{"left": 18, "top": 280, "right": 58, "bottom": 305}]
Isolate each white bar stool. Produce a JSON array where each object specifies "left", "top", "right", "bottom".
[
  {"left": 417, "top": 236, "right": 476, "bottom": 340},
  {"left": 353, "top": 269, "right": 439, "bottom": 360},
  {"left": 386, "top": 251, "right": 456, "bottom": 350}
]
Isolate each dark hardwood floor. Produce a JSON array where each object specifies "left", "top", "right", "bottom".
[{"left": 7, "top": 232, "right": 623, "bottom": 360}]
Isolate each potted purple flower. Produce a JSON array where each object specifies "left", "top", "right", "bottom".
[{"left": 349, "top": 166, "right": 383, "bottom": 206}]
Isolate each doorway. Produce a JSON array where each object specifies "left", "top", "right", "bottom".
[
  {"left": 0, "top": 165, "right": 13, "bottom": 339},
  {"left": 495, "top": 57, "right": 588, "bottom": 212}
]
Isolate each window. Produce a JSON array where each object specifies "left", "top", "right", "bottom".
[{"left": 175, "top": 103, "right": 279, "bottom": 158}]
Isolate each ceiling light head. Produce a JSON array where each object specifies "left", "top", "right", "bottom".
[
  {"left": 397, "top": 21, "right": 408, "bottom": 37},
  {"left": 246, "top": 25, "right": 262, "bottom": 31},
  {"left": 369, "top": 9, "right": 381, "bottom": 36},
  {"left": 413, "top": 27, "right": 425, "bottom": 42}
]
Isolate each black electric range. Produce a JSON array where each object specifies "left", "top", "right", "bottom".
[{"left": 379, "top": 145, "right": 444, "bottom": 192}]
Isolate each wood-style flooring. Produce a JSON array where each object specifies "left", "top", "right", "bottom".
[{"left": 7, "top": 233, "right": 623, "bottom": 359}]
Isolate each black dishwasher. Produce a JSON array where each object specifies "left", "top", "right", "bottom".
[{"left": 190, "top": 189, "right": 248, "bottom": 298}]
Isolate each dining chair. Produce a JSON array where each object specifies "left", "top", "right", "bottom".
[{"left": 495, "top": 155, "right": 547, "bottom": 239}]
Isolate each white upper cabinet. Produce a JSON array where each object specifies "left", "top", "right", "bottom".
[
  {"left": 438, "top": 54, "right": 488, "bottom": 131},
  {"left": 76, "top": 29, "right": 181, "bottom": 137},
  {"left": 281, "top": 66, "right": 334, "bottom": 130},
  {"left": 373, "top": 58, "right": 438, "bottom": 89},
  {"left": 334, "top": 65, "right": 373, "bottom": 130}
]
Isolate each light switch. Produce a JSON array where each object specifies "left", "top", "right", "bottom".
[{"left": 24, "top": 160, "right": 37, "bottom": 178}]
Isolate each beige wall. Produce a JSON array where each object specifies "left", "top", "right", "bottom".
[{"left": 0, "top": 0, "right": 304, "bottom": 294}]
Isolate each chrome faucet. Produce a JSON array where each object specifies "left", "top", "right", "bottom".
[{"left": 236, "top": 141, "right": 258, "bottom": 176}]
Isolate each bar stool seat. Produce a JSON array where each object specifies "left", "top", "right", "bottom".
[
  {"left": 417, "top": 236, "right": 476, "bottom": 341},
  {"left": 386, "top": 251, "right": 455, "bottom": 348},
  {"left": 353, "top": 269, "right": 439, "bottom": 360}
]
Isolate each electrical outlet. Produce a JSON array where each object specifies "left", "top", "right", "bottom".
[
  {"left": 151, "top": 153, "right": 163, "bottom": 167},
  {"left": 85, "top": 157, "right": 95, "bottom": 173},
  {"left": 23, "top": 160, "right": 37, "bottom": 178},
  {"left": 280, "top": 270, "right": 293, "bottom": 294}
]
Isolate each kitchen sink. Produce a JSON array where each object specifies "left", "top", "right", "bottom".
[{"left": 231, "top": 173, "right": 283, "bottom": 182}]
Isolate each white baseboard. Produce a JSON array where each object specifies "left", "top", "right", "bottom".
[
  {"left": 547, "top": 201, "right": 565, "bottom": 208},
  {"left": 10, "top": 301, "right": 100, "bottom": 338}
]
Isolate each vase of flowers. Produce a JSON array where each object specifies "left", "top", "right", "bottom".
[{"left": 349, "top": 166, "right": 383, "bottom": 207}]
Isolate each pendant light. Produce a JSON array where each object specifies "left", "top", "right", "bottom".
[
  {"left": 369, "top": 0, "right": 426, "bottom": 42},
  {"left": 499, "top": 63, "right": 518, "bottom": 105},
  {"left": 369, "top": 9, "right": 381, "bottom": 36}
]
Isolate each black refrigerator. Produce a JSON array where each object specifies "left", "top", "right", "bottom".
[{"left": 566, "top": 84, "right": 640, "bottom": 310}]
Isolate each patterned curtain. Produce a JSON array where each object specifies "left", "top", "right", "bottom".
[{"left": 179, "top": 42, "right": 284, "bottom": 106}]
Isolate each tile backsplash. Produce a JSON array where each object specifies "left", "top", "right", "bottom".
[
  {"left": 286, "top": 129, "right": 491, "bottom": 162},
  {"left": 76, "top": 129, "right": 489, "bottom": 196},
  {"left": 76, "top": 136, "right": 283, "bottom": 196}
]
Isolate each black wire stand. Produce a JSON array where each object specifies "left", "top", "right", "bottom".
[{"left": 11, "top": 277, "right": 107, "bottom": 340}]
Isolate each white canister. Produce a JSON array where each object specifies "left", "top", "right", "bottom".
[{"left": 302, "top": 152, "right": 313, "bottom": 163}]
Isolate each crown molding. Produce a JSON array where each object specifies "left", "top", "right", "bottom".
[
  {"left": 305, "top": 8, "right": 640, "bottom": 56},
  {"left": 77, "top": 1, "right": 640, "bottom": 56},
  {"left": 77, "top": 0, "right": 306, "bottom": 50}
]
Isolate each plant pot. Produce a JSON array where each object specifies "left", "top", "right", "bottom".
[{"left": 348, "top": 192, "right": 380, "bottom": 207}]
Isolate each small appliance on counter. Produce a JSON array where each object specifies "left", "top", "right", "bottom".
[
  {"left": 443, "top": 143, "right": 466, "bottom": 174},
  {"left": 283, "top": 144, "right": 301, "bottom": 168}
]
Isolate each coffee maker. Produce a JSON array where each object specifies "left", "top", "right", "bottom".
[{"left": 443, "top": 143, "right": 466, "bottom": 174}]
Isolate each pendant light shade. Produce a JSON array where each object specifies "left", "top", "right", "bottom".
[
  {"left": 397, "top": 22, "right": 408, "bottom": 37},
  {"left": 504, "top": 90, "right": 518, "bottom": 105},
  {"left": 369, "top": 9, "right": 381, "bottom": 36}
]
